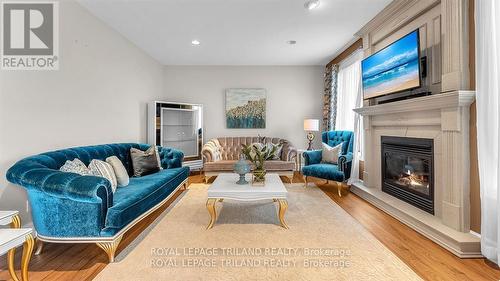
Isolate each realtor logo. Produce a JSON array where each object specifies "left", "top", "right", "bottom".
[{"left": 1, "top": 2, "right": 59, "bottom": 70}]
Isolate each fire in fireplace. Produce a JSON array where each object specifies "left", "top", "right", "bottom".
[
  {"left": 396, "top": 168, "right": 430, "bottom": 193},
  {"left": 381, "top": 136, "right": 434, "bottom": 214}
]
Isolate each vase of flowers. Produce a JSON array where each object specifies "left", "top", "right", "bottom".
[{"left": 241, "top": 142, "right": 282, "bottom": 185}]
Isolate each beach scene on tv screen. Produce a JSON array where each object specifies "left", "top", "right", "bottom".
[{"left": 362, "top": 31, "right": 420, "bottom": 99}]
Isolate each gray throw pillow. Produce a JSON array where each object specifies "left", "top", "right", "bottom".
[
  {"left": 154, "top": 146, "right": 163, "bottom": 169},
  {"left": 106, "top": 156, "right": 130, "bottom": 187},
  {"left": 130, "top": 147, "right": 161, "bottom": 177}
]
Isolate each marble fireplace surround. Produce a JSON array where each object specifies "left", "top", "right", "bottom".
[{"left": 352, "top": 91, "right": 480, "bottom": 257}]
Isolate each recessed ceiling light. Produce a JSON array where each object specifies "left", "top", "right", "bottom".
[
  {"left": 191, "top": 40, "right": 200, "bottom": 46},
  {"left": 304, "top": 0, "right": 320, "bottom": 10},
  {"left": 287, "top": 40, "right": 297, "bottom": 45}
]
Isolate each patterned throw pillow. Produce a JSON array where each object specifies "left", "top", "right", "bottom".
[
  {"left": 89, "top": 159, "right": 118, "bottom": 192},
  {"left": 59, "top": 158, "right": 91, "bottom": 175},
  {"left": 270, "top": 143, "right": 283, "bottom": 160},
  {"left": 106, "top": 156, "right": 130, "bottom": 187},
  {"left": 321, "top": 143, "right": 343, "bottom": 164}
]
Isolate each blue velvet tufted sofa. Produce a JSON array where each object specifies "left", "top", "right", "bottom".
[
  {"left": 302, "top": 131, "right": 354, "bottom": 196},
  {"left": 6, "top": 143, "right": 189, "bottom": 262}
]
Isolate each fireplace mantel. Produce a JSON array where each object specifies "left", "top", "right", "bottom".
[
  {"left": 351, "top": 90, "right": 479, "bottom": 257},
  {"left": 353, "top": 91, "right": 475, "bottom": 116}
]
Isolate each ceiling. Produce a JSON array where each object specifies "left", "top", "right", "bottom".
[{"left": 78, "top": 0, "right": 391, "bottom": 65}]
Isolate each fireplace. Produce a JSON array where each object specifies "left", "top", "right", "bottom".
[{"left": 381, "top": 136, "right": 434, "bottom": 214}]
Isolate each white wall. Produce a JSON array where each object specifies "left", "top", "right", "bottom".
[
  {"left": 0, "top": 3, "right": 325, "bottom": 226},
  {"left": 162, "top": 66, "right": 324, "bottom": 150},
  {"left": 0, "top": 1, "right": 164, "bottom": 224}
]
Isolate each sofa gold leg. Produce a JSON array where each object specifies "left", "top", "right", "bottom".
[
  {"left": 35, "top": 239, "right": 44, "bottom": 255},
  {"left": 336, "top": 181, "right": 342, "bottom": 197},
  {"left": 325, "top": 179, "right": 329, "bottom": 184},
  {"left": 304, "top": 176, "right": 308, "bottom": 188},
  {"left": 97, "top": 236, "right": 122, "bottom": 263},
  {"left": 288, "top": 175, "right": 293, "bottom": 184}
]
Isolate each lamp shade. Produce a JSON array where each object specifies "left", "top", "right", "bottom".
[{"left": 303, "top": 119, "right": 319, "bottom": 131}]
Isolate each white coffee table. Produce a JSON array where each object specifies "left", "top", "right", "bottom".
[{"left": 206, "top": 173, "right": 288, "bottom": 229}]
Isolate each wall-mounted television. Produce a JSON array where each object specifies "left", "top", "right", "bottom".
[{"left": 362, "top": 29, "right": 421, "bottom": 100}]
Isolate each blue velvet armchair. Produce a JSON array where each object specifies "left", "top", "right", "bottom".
[{"left": 302, "top": 131, "right": 354, "bottom": 196}]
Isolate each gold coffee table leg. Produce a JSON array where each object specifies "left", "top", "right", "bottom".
[
  {"left": 277, "top": 199, "right": 289, "bottom": 229},
  {"left": 206, "top": 198, "right": 217, "bottom": 229},
  {"left": 21, "top": 234, "right": 35, "bottom": 281}
]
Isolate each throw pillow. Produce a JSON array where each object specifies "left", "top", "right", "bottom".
[
  {"left": 106, "top": 156, "right": 130, "bottom": 187},
  {"left": 154, "top": 146, "right": 163, "bottom": 169},
  {"left": 89, "top": 159, "right": 118, "bottom": 192},
  {"left": 321, "top": 143, "right": 343, "bottom": 164},
  {"left": 130, "top": 147, "right": 161, "bottom": 177},
  {"left": 251, "top": 142, "right": 264, "bottom": 152},
  {"left": 59, "top": 158, "right": 91, "bottom": 175},
  {"left": 270, "top": 143, "right": 283, "bottom": 160}
]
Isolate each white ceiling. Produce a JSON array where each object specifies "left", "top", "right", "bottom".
[{"left": 78, "top": 0, "right": 391, "bottom": 65}]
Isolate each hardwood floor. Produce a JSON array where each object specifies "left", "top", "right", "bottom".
[
  {"left": 1, "top": 172, "right": 499, "bottom": 281},
  {"left": 316, "top": 181, "right": 500, "bottom": 281}
]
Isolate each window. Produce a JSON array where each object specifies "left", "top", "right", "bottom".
[{"left": 335, "top": 50, "right": 364, "bottom": 161}]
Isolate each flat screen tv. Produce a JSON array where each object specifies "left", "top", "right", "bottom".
[{"left": 362, "top": 29, "right": 421, "bottom": 100}]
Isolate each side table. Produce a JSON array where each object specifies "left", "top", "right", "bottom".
[
  {"left": 0, "top": 211, "right": 20, "bottom": 227},
  {"left": 0, "top": 211, "right": 35, "bottom": 281}
]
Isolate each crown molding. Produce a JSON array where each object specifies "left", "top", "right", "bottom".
[
  {"left": 326, "top": 37, "right": 360, "bottom": 64},
  {"left": 355, "top": 0, "right": 439, "bottom": 37}
]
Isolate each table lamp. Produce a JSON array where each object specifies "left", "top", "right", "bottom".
[{"left": 303, "top": 119, "right": 319, "bottom": 150}]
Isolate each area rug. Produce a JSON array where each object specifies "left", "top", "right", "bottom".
[{"left": 94, "top": 183, "right": 421, "bottom": 281}]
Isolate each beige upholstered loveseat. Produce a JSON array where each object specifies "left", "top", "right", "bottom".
[{"left": 202, "top": 137, "right": 297, "bottom": 183}]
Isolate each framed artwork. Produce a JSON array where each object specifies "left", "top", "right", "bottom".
[{"left": 225, "top": 88, "right": 266, "bottom": 128}]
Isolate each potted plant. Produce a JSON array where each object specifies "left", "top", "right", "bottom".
[{"left": 241, "top": 142, "right": 282, "bottom": 184}]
